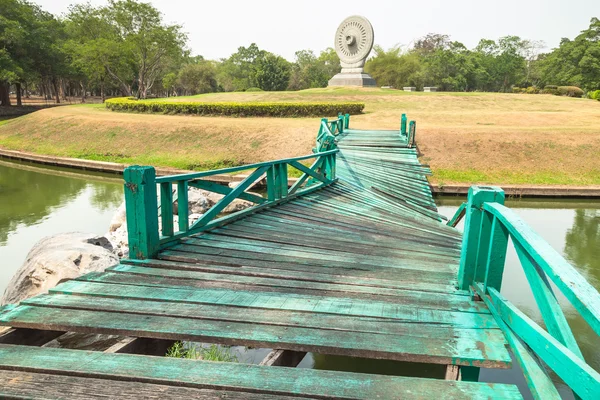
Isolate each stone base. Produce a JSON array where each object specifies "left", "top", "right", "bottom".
[{"left": 328, "top": 73, "right": 377, "bottom": 87}]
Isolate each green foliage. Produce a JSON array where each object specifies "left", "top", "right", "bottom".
[
  {"left": 526, "top": 86, "right": 539, "bottom": 94},
  {"left": 287, "top": 49, "right": 340, "bottom": 90},
  {"left": 538, "top": 18, "right": 600, "bottom": 91},
  {"left": 254, "top": 53, "right": 291, "bottom": 91},
  {"left": 105, "top": 97, "right": 364, "bottom": 117},
  {"left": 166, "top": 341, "right": 238, "bottom": 362},
  {"left": 557, "top": 86, "right": 584, "bottom": 98},
  {"left": 177, "top": 62, "right": 218, "bottom": 95},
  {"left": 245, "top": 87, "right": 263, "bottom": 92},
  {"left": 365, "top": 46, "right": 423, "bottom": 89},
  {"left": 589, "top": 90, "right": 600, "bottom": 100},
  {"left": 545, "top": 85, "right": 558, "bottom": 90}
]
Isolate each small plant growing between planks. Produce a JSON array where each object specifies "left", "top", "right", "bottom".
[{"left": 166, "top": 341, "right": 238, "bottom": 362}]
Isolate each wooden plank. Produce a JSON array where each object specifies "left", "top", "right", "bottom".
[
  {"left": 104, "top": 265, "right": 469, "bottom": 305},
  {"left": 0, "top": 344, "right": 522, "bottom": 399},
  {"left": 259, "top": 349, "right": 306, "bottom": 367},
  {"left": 72, "top": 272, "right": 488, "bottom": 313},
  {"left": 0, "top": 305, "right": 511, "bottom": 367},
  {"left": 124, "top": 258, "right": 457, "bottom": 292},
  {"left": 22, "top": 292, "right": 497, "bottom": 333},
  {"left": 0, "top": 369, "right": 313, "bottom": 400},
  {"left": 445, "top": 365, "right": 460, "bottom": 380}
]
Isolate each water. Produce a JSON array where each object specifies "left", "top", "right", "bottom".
[
  {"left": 0, "top": 159, "right": 598, "bottom": 398},
  {"left": 0, "top": 159, "right": 123, "bottom": 296}
]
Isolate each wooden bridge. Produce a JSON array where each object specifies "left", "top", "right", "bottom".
[{"left": 1, "top": 114, "right": 598, "bottom": 399}]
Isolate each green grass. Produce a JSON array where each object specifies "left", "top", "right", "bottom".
[
  {"left": 1, "top": 89, "right": 599, "bottom": 186},
  {"left": 166, "top": 341, "right": 238, "bottom": 362},
  {"left": 435, "top": 169, "right": 600, "bottom": 186}
]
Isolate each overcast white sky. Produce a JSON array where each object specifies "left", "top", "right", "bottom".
[{"left": 34, "top": 0, "right": 600, "bottom": 61}]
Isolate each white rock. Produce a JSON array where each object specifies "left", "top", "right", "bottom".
[
  {"left": 108, "top": 202, "right": 126, "bottom": 232},
  {"left": 1, "top": 232, "right": 119, "bottom": 305}
]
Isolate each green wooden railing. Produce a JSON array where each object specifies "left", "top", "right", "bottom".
[
  {"left": 124, "top": 115, "right": 344, "bottom": 260},
  {"left": 458, "top": 186, "right": 600, "bottom": 400}
]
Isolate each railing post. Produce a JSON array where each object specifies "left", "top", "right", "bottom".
[
  {"left": 337, "top": 113, "right": 344, "bottom": 134},
  {"left": 124, "top": 166, "right": 160, "bottom": 260},
  {"left": 408, "top": 121, "right": 416, "bottom": 148},
  {"left": 344, "top": 113, "right": 350, "bottom": 129},
  {"left": 401, "top": 113, "right": 407, "bottom": 136},
  {"left": 458, "top": 186, "right": 505, "bottom": 291}
]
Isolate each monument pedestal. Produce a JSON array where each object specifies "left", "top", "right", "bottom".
[{"left": 328, "top": 73, "right": 377, "bottom": 87}]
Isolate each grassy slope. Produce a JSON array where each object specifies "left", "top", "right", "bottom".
[{"left": 0, "top": 87, "right": 599, "bottom": 185}]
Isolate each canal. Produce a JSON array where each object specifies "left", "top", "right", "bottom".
[{"left": 0, "top": 158, "right": 598, "bottom": 399}]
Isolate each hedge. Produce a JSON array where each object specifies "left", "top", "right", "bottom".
[
  {"left": 105, "top": 97, "right": 365, "bottom": 117},
  {"left": 556, "top": 86, "right": 584, "bottom": 98}
]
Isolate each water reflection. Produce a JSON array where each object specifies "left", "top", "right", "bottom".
[
  {"left": 0, "top": 159, "right": 122, "bottom": 295},
  {"left": 564, "top": 209, "right": 600, "bottom": 288}
]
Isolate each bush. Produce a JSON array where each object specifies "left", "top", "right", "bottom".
[
  {"left": 526, "top": 86, "right": 539, "bottom": 94},
  {"left": 556, "top": 86, "right": 584, "bottom": 98},
  {"left": 105, "top": 98, "right": 365, "bottom": 117},
  {"left": 512, "top": 87, "right": 523, "bottom": 93},
  {"left": 245, "top": 87, "right": 264, "bottom": 92},
  {"left": 541, "top": 88, "right": 558, "bottom": 95},
  {"left": 544, "top": 85, "right": 558, "bottom": 90},
  {"left": 589, "top": 90, "right": 600, "bottom": 100}
]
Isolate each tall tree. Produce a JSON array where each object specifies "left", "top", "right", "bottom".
[{"left": 255, "top": 53, "right": 291, "bottom": 91}]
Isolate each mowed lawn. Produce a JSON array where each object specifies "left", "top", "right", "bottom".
[{"left": 1, "top": 87, "right": 599, "bottom": 185}]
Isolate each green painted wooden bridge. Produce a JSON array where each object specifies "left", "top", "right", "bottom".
[{"left": 1, "top": 114, "right": 599, "bottom": 399}]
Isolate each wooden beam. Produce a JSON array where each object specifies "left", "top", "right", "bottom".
[
  {"left": 259, "top": 349, "right": 306, "bottom": 367},
  {"left": 445, "top": 365, "right": 459, "bottom": 380}
]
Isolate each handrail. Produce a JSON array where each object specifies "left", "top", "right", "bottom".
[
  {"left": 123, "top": 114, "right": 355, "bottom": 261},
  {"left": 446, "top": 202, "right": 466, "bottom": 227},
  {"left": 458, "top": 186, "right": 600, "bottom": 400}
]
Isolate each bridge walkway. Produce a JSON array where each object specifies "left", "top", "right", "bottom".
[{"left": 0, "top": 117, "right": 524, "bottom": 399}]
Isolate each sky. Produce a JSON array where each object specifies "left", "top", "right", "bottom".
[{"left": 34, "top": 0, "right": 600, "bottom": 61}]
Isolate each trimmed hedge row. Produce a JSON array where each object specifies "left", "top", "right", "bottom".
[
  {"left": 512, "top": 85, "right": 585, "bottom": 98},
  {"left": 105, "top": 97, "right": 365, "bottom": 117}
]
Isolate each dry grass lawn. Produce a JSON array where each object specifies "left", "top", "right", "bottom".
[{"left": 1, "top": 87, "right": 599, "bottom": 185}]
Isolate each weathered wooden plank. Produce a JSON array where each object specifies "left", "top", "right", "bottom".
[
  {"left": 259, "top": 349, "right": 307, "bottom": 367},
  {"left": 0, "top": 369, "right": 315, "bottom": 400},
  {"left": 22, "top": 292, "right": 497, "bottom": 332},
  {"left": 0, "top": 305, "right": 511, "bottom": 367},
  {"left": 124, "top": 258, "right": 458, "bottom": 291},
  {"left": 0, "top": 345, "right": 522, "bottom": 399},
  {"left": 72, "top": 272, "right": 486, "bottom": 312},
  {"left": 106, "top": 264, "right": 466, "bottom": 302}
]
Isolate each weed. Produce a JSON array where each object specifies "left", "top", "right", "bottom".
[{"left": 166, "top": 341, "right": 238, "bottom": 362}]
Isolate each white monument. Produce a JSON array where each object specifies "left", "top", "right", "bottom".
[{"left": 328, "top": 15, "right": 377, "bottom": 87}]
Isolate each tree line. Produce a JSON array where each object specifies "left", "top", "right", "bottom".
[{"left": 1, "top": 0, "right": 599, "bottom": 106}]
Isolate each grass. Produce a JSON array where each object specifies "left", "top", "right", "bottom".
[
  {"left": 165, "top": 341, "right": 238, "bottom": 362},
  {"left": 1, "top": 87, "right": 599, "bottom": 185}
]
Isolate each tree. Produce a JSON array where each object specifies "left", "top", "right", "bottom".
[
  {"left": 539, "top": 18, "right": 600, "bottom": 91},
  {"left": 216, "top": 43, "right": 265, "bottom": 91},
  {"left": 365, "top": 46, "right": 423, "bottom": 89},
  {"left": 177, "top": 62, "right": 217, "bottom": 95},
  {"left": 255, "top": 53, "right": 291, "bottom": 91},
  {"left": 64, "top": 0, "right": 187, "bottom": 99},
  {"left": 162, "top": 72, "right": 177, "bottom": 96}
]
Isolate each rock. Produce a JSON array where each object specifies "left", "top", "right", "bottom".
[
  {"left": 1, "top": 232, "right": 119, "bottom": 305},
  {"left": 204, "top": 192, "right": 253, "bottom": 214},
  {"left": 109, "top": 202, "right": 127, "bottom": 232}
]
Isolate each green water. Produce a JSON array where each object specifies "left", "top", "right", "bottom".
[
  {"left": 0, "top": 159, "right": 123, "bottom": 295},
  {"left": 0, "top": 159, "right": 598, "bottom": 399}
]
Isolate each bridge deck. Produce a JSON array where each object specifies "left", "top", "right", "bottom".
[{"left": 0, "top": 125, "right": 518, "bottom": 398}]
